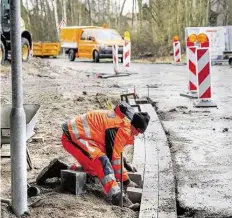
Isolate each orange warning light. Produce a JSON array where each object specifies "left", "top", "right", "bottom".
[
  {"left": 197, "top": 33, "right": 208, "bottom": 44},
  {"left": 102, "top": 23, "right": 108, "bottom": 28},
  {"left": 188, "top": 34, "right": 197, "bottom": 43},
  {"left": 173, "top": 35, "right": 179, "bottom": 42}
]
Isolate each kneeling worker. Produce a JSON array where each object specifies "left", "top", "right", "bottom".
[{"left": 37, "top": 102, "right": 150, "bottom": 208}]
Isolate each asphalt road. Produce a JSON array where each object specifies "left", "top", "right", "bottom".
[{"left": 49, "top": 57, "right": 232, "bottom": 217}]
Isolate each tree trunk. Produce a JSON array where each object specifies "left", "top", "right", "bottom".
[
  {"left": 86, "top": 0, "right": 92, "bottom": 25},
  {"left": 62, "top": 0, "right": 67, "bottom": 24},
  {"left": 132, "top": 0, "right": 135, "bottom": 27},
  {"left": 53, "top": 0, "right": 59, "bottom": 38},
  {"left": 107, "top": 0, "right": 110, "bottom": 26}
]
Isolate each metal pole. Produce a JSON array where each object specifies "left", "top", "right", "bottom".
[
  {"left": 120, "top": 152, "right": 123, "bottom": 207},
  {"left": 10, "top": 0, "right": 28, "bottom": 216}
]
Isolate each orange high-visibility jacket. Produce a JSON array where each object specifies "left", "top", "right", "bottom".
[{"left": 62, "top": 110, "right": 134, "bottom": 182}]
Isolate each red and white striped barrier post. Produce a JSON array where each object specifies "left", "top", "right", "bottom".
[
  {"left": 173, "top": 36, "right": 181, "bottom": 64},
  {"left": 194, "top": 33, "right": 216, "bottom": 107},
  {"left": 180, "top": 35, "right": 198, "bottom": 98},
  {"left": 112, "top": 44, "right": 119, "bottom": 74},
  {"left": 194, "top": 47, "right": 217, "bottom": 107},
  {"left": 187, "top": 47, "right": 198, "bottom": 94},
  {"left": 123, "top": 40, "right": 131, "bottom": 71}
]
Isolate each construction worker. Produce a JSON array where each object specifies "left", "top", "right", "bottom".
[{"left": 37, "top": 102, "right": 150, "bottom": 209}]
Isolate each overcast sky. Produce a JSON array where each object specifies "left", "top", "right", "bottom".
[{"left": 120, "top": 0, "right": 134, "bottom": 15}]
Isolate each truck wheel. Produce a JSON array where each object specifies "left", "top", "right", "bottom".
[
  {"left": 22, "top": 37, "right": 30, "bottom": 62},
  {"left": 93, "top": 50, "right": 100, "bottom": 63},
  {"left": 229, "top": 58, "right": 232, "bottom": 66},
  {"left": 68, "top": 49, "right": 75, "bottom": 61},
  {"left": 0, "top": 41, "right": 6, "bottom": 65}
]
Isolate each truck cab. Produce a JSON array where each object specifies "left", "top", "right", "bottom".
[{"left": 1, "top": 0, "right": 32, "bottom": 64}]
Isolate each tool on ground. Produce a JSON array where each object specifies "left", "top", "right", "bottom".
[
  {"left": 27, "top": 183, "right": 40, "bottom": 198},
  {"left": 120, "top": 152, "right": 123, "bottom": 207}
]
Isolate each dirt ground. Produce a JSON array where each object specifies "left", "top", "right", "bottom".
[
  {"left": 1, "top": 58, "right": 137, "bottom": 218},
  {"left": 1, "top": 57, "right": 232, "bottom": 218}
]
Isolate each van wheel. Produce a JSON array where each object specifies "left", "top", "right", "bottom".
[
  {"left": 229, "top": 58, "right": 232, "bottom": 66},
  {"left": 22, "top": 37, "right": 30, "bottom": 62},
  {"left": 0, "top": 41, "right": 6, "bottom": 65},
  {"left": 69, "top": 49, "right": 75, "bottom": 61},
  {"left": 93, "top": 50, "right": 100, "bottom": 63}
]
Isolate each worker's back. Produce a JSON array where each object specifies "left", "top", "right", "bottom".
[{"left": 65, "top": 110, "right": 132, "bottom": 152}]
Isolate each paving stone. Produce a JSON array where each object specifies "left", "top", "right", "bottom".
[
  {"left": 139, "top": 197, "right": 158, "bottom": 218},
  {"left": 140, "top": 104, "right": 159, "bottom": 122},
  {"left": 135, "top": 98, "right": 149, "bottom": 104},
  {"left": 144, "top": 164, "right": 159, "bottom": 172},
  {"left": 133, "top": 137, "right": 145, "bottom": 176},
  {"left": 157, "top": 212, "right": 177, "bottom": 218},
  {"left": 127, "top": 187, "right": 142, "bottom": 203},
  {"left": 143, "top": 174, "right": 158, "bottom": 192},
  {"left": 32, "top": 137, "right": 44, "bottom": 143},
  {"left": 128, "top": 172, "right": 143, "bottom": 187},
  {"left": 158, "top": 197, "right": 176, "bottom": 212},
  {"left": 61, "top": 170, "right": 86, "bottom": 195},
  {"left": 128, "top": 98, "right": 136, "bottom": 106},
  {"left": 145, "top": 122, "right": 167, "bottom": 136}
]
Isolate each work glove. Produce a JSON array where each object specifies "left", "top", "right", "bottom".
[
  {"left": 126, "top": 180, "right": 139, "bottom": 188},
  {"left": 123, "top": 157, "right": 137, "bottom": 172},
  {"left": 111, "top": 192, "right": 140, "bottom": 211},
  {"left": 123, "top": 179, "right": 140, "bottom": 192},
  {"left": 129, "top": 203, "right": 140, "bottom": 211}
]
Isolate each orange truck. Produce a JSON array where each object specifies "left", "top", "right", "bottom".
[
  {"left": 32, "top": 42, "right": 61, "bottom": 58},
  {"left": 60, "top": 26, "right": 124, "bottom": 62}
]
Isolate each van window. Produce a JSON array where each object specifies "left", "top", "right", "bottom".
[
  {"left": 85, "top": 29, "right": 95, "bottom": 41},
  {"left": 95, "top": 29, "right": 121, "bottom": 40},
  {"left": 80, "top": 31, "right": 87, "bottom": 40}
]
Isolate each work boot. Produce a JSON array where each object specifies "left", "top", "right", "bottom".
[
  {"left": 36, "top": 158, "right": 68, "bottom": 185},
  {"left": 112, "top": 192, "right": 133, "bottom": 208}
]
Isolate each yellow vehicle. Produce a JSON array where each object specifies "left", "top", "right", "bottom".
[
  {"left": 60, "top": 26, "right": 124, "bottom": 62},
  {"left": 32, "top": 42, "right": 61, "bottom": 58}
]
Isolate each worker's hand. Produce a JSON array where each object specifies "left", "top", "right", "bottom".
[
  {"left": 123, "top": 157, "right": 137, "bottom": 172},
  {"left": 131, "top": 166, "right": 137, "bottom": 172},
  {"left": 123, "top": 180, "right": 140, "bottom": 192},
  {"left": 129, "top": 203, "right": 140, "bottom": 211},
  {"left": 127, "top": 180, "right": 140, "bottom": 188}
]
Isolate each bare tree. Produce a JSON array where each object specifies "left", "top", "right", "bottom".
[
  {"left": 62, "top": 0, "right": 67, "bottom": 23},
  {"left": 52, "top": 0, "right": 60, "bottom": 38}
]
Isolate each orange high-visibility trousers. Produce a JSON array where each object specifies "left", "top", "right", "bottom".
[{"left": 61, "top": 134, "right": 120, "bottom": 198}]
